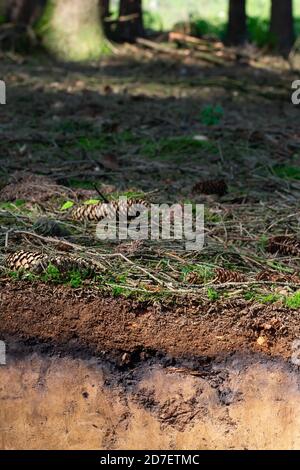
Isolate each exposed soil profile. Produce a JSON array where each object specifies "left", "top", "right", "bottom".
[{"left": 1, "top": 281, "right": 300, "bottom": 450}]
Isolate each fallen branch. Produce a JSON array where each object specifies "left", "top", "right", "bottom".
[
  {"left": 136, "top": 37, "right": 189, "bottom": 56},
  {"left": 168, "top": 31, "right": 223, "bottom": 50},
  {"left": 136, "top": 37, "right": 225, "bottom": 66}
]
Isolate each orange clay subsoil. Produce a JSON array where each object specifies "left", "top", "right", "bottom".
[{"left": 0, "top": 279, "right": 298, "bottom": 363}]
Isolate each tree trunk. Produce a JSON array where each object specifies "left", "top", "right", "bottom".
[
  {"left": 117, "top": 0, "right": 144, "bottom": 42},
  {"left": 42, "top": 0, "right": 106, "bottom": 61},
  {"left": 270, "top": 0, "right": 294, "bottom": 54},
  {"left": 100, "top": 0, "right": 111, "bottom": 37},
  {"left": 226, "top": 0, "right": 247, "bottom": 45},
  {"left": 4, "top": 0, "right": 46, "bottom": 25},
  {"left": 100, "top": 0, "right": 109, "bottom": 20}
]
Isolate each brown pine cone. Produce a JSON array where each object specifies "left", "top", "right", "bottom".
[
  {"left": 71, "top": 202, "right": 107, "bottom": 222},
  {"left": 5, "top": 251, "right": 100, "bottom": 275},
  {"left": 267, "top": 236, "right": 300, "bottom": 257},
  {"left": 215, "top": 268, "right": 246, "bottom": 283},
  {"left": 256, "top": 270, "right": 300, "bottom": 284},
  {"left": 192, "top": 179, "right": 228, "bottom": 196},
  {"left": 5, "top": 250, "right": 48, "bottom": 273},
  {"left": 71, "top": 199, "right": 148, "bottom": 222},
  {"left": 186, "top": 271, "right": 201, "bottom": 285}
]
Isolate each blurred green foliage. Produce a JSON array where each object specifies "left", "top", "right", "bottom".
[
  {"left": 200, "top": 105, "right": 224, "bottom": 126},
  {"left": 141, "top": 0, "right": 300, "bottom": 45},
  {"left": 273, "top": 165, "right": 300, "bottom": 180}
]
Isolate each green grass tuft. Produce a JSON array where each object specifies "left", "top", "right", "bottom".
[
  {"left": 273, "top": 165, "right": 300, "bottom": 181},
  {"left": 207, "top": 287, "right": 220, "bottom": 301},
  {"left": 285, "top": 291, "right": 300, "bottom": 309}
]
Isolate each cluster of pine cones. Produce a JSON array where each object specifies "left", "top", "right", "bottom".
[
  {"left": 186, "top": 267, "right": 300, "bottom": 285},
  {"left": 4, "top": 197, "right": 149, "bottom": 275}
]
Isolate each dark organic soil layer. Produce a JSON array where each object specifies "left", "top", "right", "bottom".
[{"left": 0, "top": 280, "right": 298, "bottom": 365}]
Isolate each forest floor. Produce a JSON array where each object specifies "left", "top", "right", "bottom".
[{"left": 0, "top": 42, "right": 300, "bottom": 368}]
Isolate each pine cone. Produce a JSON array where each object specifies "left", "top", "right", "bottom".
[
  {"left": 71, "top": 202, "right": 106, "bottom": 222},
  {"left": 215, "top": 268, "right": 246, "bottom": 283},
  {"left": 5, "top": 251, "right": 48, "bottom": 273},
  {"left": 50, "top": 255, "right": 100, "bottom": 274},
  {"left": 5, "top": 251, "right": 100, "bottom": 275},
  {"left": 256, "top": 270, "right": 300, "bottom": 284},
  {"left": 186, "top": 271, "right": 201, "bottom": 285},
  {"left": 71, "top": 199, "right": 148, "bottom": 222},
  {"left": 192, "top": 179, "right": 228, "bottom": 196},
  {"left": 267, "top": 236, "right": 300, "bottom": 257}
]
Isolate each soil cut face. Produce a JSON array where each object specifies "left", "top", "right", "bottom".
[{"left": 0, "top": 280, "right": 298, "bottom": 363}]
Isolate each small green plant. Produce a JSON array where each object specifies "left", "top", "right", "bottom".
[
  {"left": 116, "top": 273, "right": 128, "bottom": 284},
  {"left": 181, "top": 264, "right": 214, "bottom": 283},
  {"left": 0, "top": 200, "right": 26, "bottom": 211},
  {"left": 258, "top": 234, "right": 268, "bottom": 250},
  {"left": 257, "top": 293, "right": 282, "bottom": 304},
  {"left": 244, "top": 289, "right": 258, "bottom": 301},
  {"left": 285, "top": 291, "right": 300, "bottom": 310},
  {"left": 68, "top": 271, "right": 84, "bottom": 288},
  {"left": 207, "top": 287, "right": 219, "bottom": 301},
  {"left": 265, "top": 261, "right": 294, "bottom": 274},
  {"left": 78, "top": 136, "right": 111, "bottom": 151},
  {"left": 118, "top": 130, "right": 137, "bottom": 143},
  {"left": 14, "top": 199, "right": 26, "bottom": 207},
  {"left": 273, "top": 165, "right": 300, "bottom": 181},
  {"left": 7, "top": 270, "right": 22, "bottom": 280},
  {"left": 200, "top": 105, "right": 224, "bottom": 126},
  {"left": 244, "top": 290, "right": 282, "bottom": 304},
  {"left": 112, "top": 285, "right": 130, "bottom": 297},
  {"left": 205, "top": 208, "right": 222, "bottom": 223},
  {"left": 42, "top": 264, "right": 61, "bottom": 282},
  {"left": 7, "top": 270, "right": 37, "bottom": 281}
]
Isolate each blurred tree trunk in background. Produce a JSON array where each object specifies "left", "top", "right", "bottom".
[
  {"left": 117, "top": 0, "right": 144, "bottom": 42},
  {"left": 101, "top": 0, "right": 110, "bottom": 20},
  {"left": 226, "top": 0, "right": 247, "bottom": 45},
  {"left": 4, "top": 0, "right": 46, "bottom": 24},
  {"left": 42, "top": 0, "right": 106, "bottom": 61},
  {"left": 100, "top": 0, "right": 111, "bottom": 37},
  {"left": 270, "top": 0, "right": 294, "bottom": 54}
]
